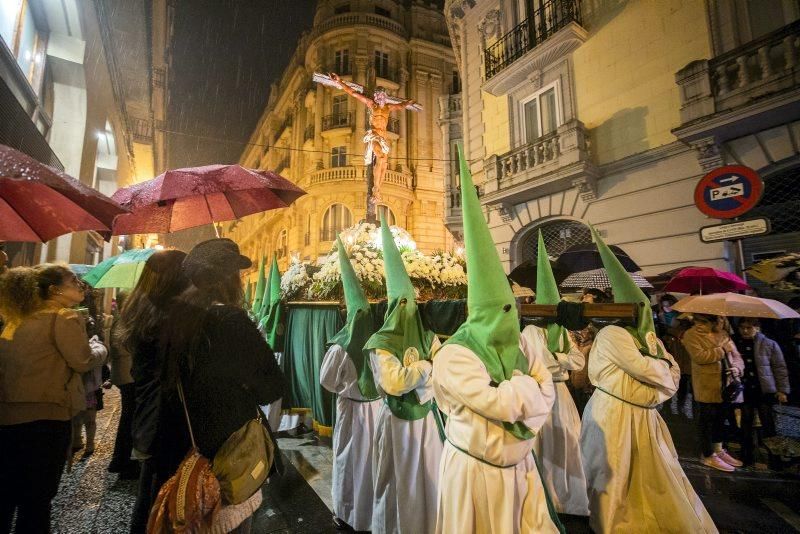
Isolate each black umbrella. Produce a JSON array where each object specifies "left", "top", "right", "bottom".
[
  {"left": 509, "top": 259, "right": 568, "bottom": 290},
  {"left": 555, "top": 243, "right": 641, "bottom": 274}
]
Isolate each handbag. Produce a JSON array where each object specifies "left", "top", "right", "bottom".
[
  {"left": 147, "top": 384, "right": 221, "bottom": 533},
  {"left": 211, "top": 402, "right": 275, "bottom": 505},
  {"left": 720, "top": 353, "right": 744, "bottom": 403}
]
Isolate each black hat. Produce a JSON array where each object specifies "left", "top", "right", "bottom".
[{"left": 183, "top": 238, "right": 251, "bottom": 286}]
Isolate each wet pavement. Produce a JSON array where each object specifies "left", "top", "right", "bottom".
[{"left": 50, "top": 388, "right": 800, "bottom": 533}]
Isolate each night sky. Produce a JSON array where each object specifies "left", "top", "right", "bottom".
[{"left": 166, "top": 0, "right": 317, "bottom": 169}]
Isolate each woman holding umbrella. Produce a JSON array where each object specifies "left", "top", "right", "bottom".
[{"left": 683, "top": 314, "right": 745, "bottom": 472}]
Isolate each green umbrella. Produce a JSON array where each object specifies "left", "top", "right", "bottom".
[{"left": 83, "top": 248, "right": 157, "bottom": 288}]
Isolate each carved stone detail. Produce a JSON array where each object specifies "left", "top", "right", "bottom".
[{"left": 478, "top": 9, "right": 503, "bottom": 40}]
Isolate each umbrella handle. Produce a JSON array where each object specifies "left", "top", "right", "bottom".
[{"left": 213, "top": 223, "right": 220, "bottom": 238}]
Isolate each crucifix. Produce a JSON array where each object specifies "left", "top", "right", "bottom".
[{"left": 313, "top": 71, "right": 421, "bottom": 223}]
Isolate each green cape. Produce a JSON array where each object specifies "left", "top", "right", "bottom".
[
  {"left": 327, "top": 236, "right": 380, "bottom": 399},
  {"left": 591, "top": 226, "right": 663, "bottom": 358},
  {"left": 251, "top": 256, "right": 266, "bottom": 317},
  {"left": 364, "top": 216, "right": 435, "bottom": 420},
  {"left": 261, "top": 255, "right": 284, "bottom": 350},
  {"left": 443, "top": 147, "right": 534, "bottom": 441},
  {"left": 535, "top": 231, "right": 570, "bottom": 355}
]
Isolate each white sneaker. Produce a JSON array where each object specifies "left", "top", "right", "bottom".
[
  {"left": 701, "top": 453, "right": 735, "bottom": 472},
  {"left": 717, "top": 449, "right": 743, "bottom": 467}
]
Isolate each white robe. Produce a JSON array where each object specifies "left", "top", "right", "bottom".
[
  {"left": 320, "top": 345, "right": 383, "bottom": 531},
  {"left": 523, "top": 325, "right": 590, "bottom": 516},
  {"left": 369, "top": 337, "right": 443, "bottom": 534},
  {"left": 432, "top": 334, "right": 559, "bottom": 534},
  {"left": 580, "top": 325, "right": 718, "bottom": 534}
]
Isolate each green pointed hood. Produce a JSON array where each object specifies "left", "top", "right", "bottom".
[
  {"left": 364, "top": 216, "right": 434, "bottom": 361},
  {"left": 591, "top": 226, "right": 663, "bottom": 358},
  {"left": 536, "top": 232, "right": 570, "bottom": 355},
  {"left": 251, "top": 256, "right": 266, "bottom": 316},
  {"left": 444, "top": 146, "right": 534, "bottom": 440},
  {"left": 328, "top": 236, "right": 379, "bottom": 399},
  {"left": 257, "top": 257, "right": 273, "bottom": 324},
  {"left": 260, "top": 255, "right": 285, "bottom": 350}
]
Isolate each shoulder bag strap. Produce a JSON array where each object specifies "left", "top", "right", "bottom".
[{"left": 176, "top": 381, "right": 198, "bottom": 450}]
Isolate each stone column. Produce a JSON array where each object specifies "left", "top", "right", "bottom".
[
  {"left": 398, "top": 67, "right": 410, "bottom": 169},
  {"left": 314, "top": 73, "right": 325, "bottom": 170}
]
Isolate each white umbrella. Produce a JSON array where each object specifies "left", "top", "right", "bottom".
[
  {"left": 559, "top": 268, "right": 653, "bottom": 290},
  {"left": 673, "top": 292, "right": 800, "bottom": 319}
]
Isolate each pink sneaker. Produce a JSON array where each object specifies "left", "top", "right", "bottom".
[
  {"left": 701, "top": 453, "right": 735, "bottom": 472},
  {"left": 717, "top": 449, "right": 743, "bottom": 467}
]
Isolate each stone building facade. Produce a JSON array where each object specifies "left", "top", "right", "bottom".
[
  {"left": 443, "top": 0, "right": 800, "bottom": 282},
  {"left": 223, "top": 0, "right": 457, "bottom": 279}
]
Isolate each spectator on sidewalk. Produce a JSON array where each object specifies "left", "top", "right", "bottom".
[
  {"left": 152, "top": 239, "right": 286, "bottom": 534},
  {"left": 72, "top": 288, "right": 109, "bottom": 457},
  {"left": 734, "top": 318, "right": 790, "bottom": 465},
  {"left": 115, "top": 250, "right": 189, "bottom": 534},
  {"left": 108, "top": 291, "right": 140, "bottom": 478},
  {"left": 684, "top": 313, "right": 745, "bottom": 472},
  {"left": 0, "top": 264, "right": 106, "bottom": 533},
  {"left": 658, "top": 296, "right": 693, "bottom": 417}
]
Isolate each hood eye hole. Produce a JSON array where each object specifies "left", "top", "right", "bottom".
[
  {"left": 400, "top": 298, "right": 408, "bottom": 305},
  {"left": 503, "top": 304, "right": 512, "bottom": 313}
]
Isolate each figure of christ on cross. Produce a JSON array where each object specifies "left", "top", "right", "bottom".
[{"left": 329, "top": 72, "right": 415, "bottom": 203}]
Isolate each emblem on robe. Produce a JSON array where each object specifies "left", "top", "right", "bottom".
[
  {"left": 646, "top": 331, "right": 658, "bottom": 355},
  {"left": 403, "top": 346, "right": 420, "bottom": 366}
]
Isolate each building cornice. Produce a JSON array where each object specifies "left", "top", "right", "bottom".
[{"left": 598, "top": 141, "right": 693, "bottom": 176}]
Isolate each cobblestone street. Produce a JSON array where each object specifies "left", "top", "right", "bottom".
[{"left": 51, "top": 388, "right": 800, "bottom": 533}]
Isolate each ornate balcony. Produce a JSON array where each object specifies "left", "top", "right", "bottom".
[
  {"left": 321, "top": 112, "right": 353, "bottom": 132},
  {"left": 673, "top": 20, "right": 800, "bottom": 169},
  {"left": 484, "top": 0, "right": 582, "bottom": 79},
  {"left": 312, "top": 12, "right": 407, "bottom": 41},
  {"left": 482, "top": 0, "right": 586, "bottom": 96},
  {"left": 309, "top": 165, "right": 412, "bottom": 189},
  {"left": 482, "top": 119, "right": 597, "bottom": 205}
]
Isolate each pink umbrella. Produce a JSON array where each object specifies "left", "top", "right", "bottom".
[
  {"left": 662, "top": 266, "right": 750, "bottom": 295},
  {"left": 111, "top": 164, "right": 305, "bottom": 235},
  {"left": 0, "top": 145, "right": 127, "bottom": 241}
]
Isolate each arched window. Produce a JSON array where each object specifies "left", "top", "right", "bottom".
[
  {"left": 276, "top": 228, "right": 288, "bottom": 259},
  {"left": 518, "top": 219, "right": 591, "bottom": 264},
  {"left": 377, "top": 204, "right": 396, "bottom": 226},
  {"left": 321, "top": 203, "right": 352, "bottom": 241}
]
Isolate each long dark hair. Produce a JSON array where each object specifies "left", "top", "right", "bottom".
[
  {"left": 160, "top": 269, "right": 244, "bottom": 393},
  {"left": 115, "top": 250, "right": 190, "bottom": 353}
]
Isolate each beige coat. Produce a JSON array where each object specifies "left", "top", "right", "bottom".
[
  {"left": 0, "top": 305, "right": 105, "bottom": 425},
  {"left": 683, "top": 324, "right": 744, "bottom": 404}
]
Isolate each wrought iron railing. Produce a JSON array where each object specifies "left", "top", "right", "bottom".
[
  {"left": 484, "top": 0, "right": 582, "bottom": 79},
  {"left": 322, "top": 112, "right": 353, "bottom": 131}
]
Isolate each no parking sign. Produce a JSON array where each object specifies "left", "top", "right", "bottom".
[{"left": 694, "top": 165, "right": 763, "bottom": 219}]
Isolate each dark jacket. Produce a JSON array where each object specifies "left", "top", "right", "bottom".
[
  {"left": 154, "top": 304, "right": 286, "bottom": 479},
  {"left": 737, "top": 332, "right": 791, "bottom": 395}
]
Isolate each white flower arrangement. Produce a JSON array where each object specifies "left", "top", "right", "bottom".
[
  {"left": 278, "top": 222, "right": 467, "bottom": 301},
  {"left": 280, "top": 258, "right": 311, "bottom": 301}
]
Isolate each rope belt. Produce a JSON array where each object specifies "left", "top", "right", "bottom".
[
  {"left": 595, "top": 386, "right": 657, "bottom": 409},
  {"left": 446, "top": 438, "right": 519, "bottom": 469},
  {"left": 344, "top": 396, "right": 381, "bottom": 403}
]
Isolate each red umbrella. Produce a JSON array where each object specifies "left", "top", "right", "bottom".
[
  {"left": 111, "top": 164, "right": 306, "bottom": 235},
  {"left": 0, "top": 144, "right": 127, "bottom": 242},
  {"left": 662, "top": 266, "right": 750, "bottom": 295}
]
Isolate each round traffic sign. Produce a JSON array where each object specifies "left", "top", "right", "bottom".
[{"left": 694, "top": 165, "right": 763, "bottom": 219}]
